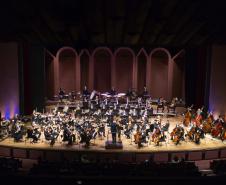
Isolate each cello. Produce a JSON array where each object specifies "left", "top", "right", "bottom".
[
  {"left": 202, "top": 112, "right": 214, "bottom": 133},
  {"left": 152, "top": 127, "right": 162, "bottom": 146},
  {"left": 170, "top": 125, "right": 184, "bottom": 145},
  {"left": 211, "top": 120, "right": 223, "bottom": 138},
  {"left": 134, "top": 128, "right": 142, "bottom": 147}
]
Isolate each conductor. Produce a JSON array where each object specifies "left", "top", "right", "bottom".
[{"left": 110, "top": 119, "right": 117, "bottom": 143}]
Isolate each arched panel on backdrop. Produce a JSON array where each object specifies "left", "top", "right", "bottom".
[
  {"left": 92, "top": 47, "right": 113, "bottom": 92},
  {"left": 172, "top": 50, "right": 186, "bottom": 100},
  {"left": 136, "top": 48, "right": 148, "bottom": 94},
  {"left": 45, "top": 50, "right": 55, "bottom": 100},
  {"left": 56, "top": 47, "right": 78, "bottom": 94},
  {"left": 149, "top": 48, "right": 172, "bottom": 100},
  {"left": 114, "top": 47, "right": 135, "bottom": 93},
  {"left": 79, "top": 49, "right": 91, "bottom": 91}
]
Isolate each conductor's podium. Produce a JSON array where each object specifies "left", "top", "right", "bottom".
[{"left": 105, "top": 141, "right": 123, "bottom": 149}]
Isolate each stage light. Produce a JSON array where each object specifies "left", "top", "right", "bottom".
[{"left": 4, "top": 104, "right": 10, "bottom": 119}]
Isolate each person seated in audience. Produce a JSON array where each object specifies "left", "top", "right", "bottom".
[{"left": 172, "top": 155, "right": 180, "bottom": 163}]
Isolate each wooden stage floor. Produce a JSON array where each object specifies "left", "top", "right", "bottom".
[{"left": 1, "top": 115, "right": 226, "bottom": 153}]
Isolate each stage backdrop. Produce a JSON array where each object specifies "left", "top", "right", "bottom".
[
  {"left": 209, "top": 45, "right": 226, "bottom": 116},
  {"left": 0, "top": 42, "right": 19, "bottom": 118}
]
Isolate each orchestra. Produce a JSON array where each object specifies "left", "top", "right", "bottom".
[{"left": 0, "top": 86, "right": 226, "bottom": 150}]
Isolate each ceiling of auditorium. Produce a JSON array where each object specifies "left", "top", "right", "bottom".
[{"left": 1, "top": 0, "right": 226, "bottom": 51}]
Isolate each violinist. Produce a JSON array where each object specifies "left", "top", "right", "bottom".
[
  {"left": 30, "top": 127, "right": 41, "bottom": 143},
  {"left": 62, "top": 125, "right": 75, "bottom": 145},
  {"left": 44, "top": 126, "right": 57, "bottom": 146},
  {"left": 13, "top": 121, "right": 24, "bottom": 142}
]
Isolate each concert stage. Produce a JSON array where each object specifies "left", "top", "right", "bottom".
[{"left": 1, "top": 116, "right": 226, "bottom": 163}]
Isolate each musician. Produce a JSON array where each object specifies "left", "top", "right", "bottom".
[
  {"left": 13, "top": 121, "right": 23, "bottom": 142},
  {"left": 109, "top": 87, "right": 116, "bottom": 96},
  {"left": 157, "top": 97, "right": 165, "bottom": 112},
  {"left": 142, "top": 86, "right": 149, "bottom": 99},
  {"left": 195, "top": 108, "right": 203, "bottom": 126},
  {"left": 116, "top": 121, "right": 123, "bottom": 142},
  {"left": 59, "top": 87, "right": 65, "bottom": 102},
  {"left": 134, "top": 127, "right": 142, "bottom": 148},
  {"left": 62, "top": 125, "right": 75, "bottom": 145},
  {"left": 44, "top": 127, "right": 57, "bottom": 146},
  {"left": 126, "top": 88, "right": 133, "bottom": 97},
  {"left": 28, "top": 127, "right": 41, "bottom": 143},
  {"left": 80, "top": 128, "right": 92, "bottom": 147},
  {"left": 82, "top": 86, "right": 90, "bottom": 97},
  {"left": 126, "top": 88, "right": 137, "bottom": 100},
  {"left": 98, "top": 123, "right": 105, "bottom": 138},
  {"left": 110, "top": 119, "right": 117, "bottom": 143}
]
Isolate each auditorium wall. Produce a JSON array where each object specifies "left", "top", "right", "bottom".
[
  {"left": 0, "top": 42, "right": 19, "bottom": 118},
  {"left": 22, "top": 44, "right": 45, "bottom": 114},
  {"left": 209, "top": 45, "right": 226, "bottom": 116},
  {"left": 49, "top": 47, "right": 186, "bottom": 102}
]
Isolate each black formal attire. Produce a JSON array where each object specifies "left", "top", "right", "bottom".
[{"left": 111, "top": 121, "right": 117, "bottom": 143}]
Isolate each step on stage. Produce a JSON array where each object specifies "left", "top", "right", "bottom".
[
  {"left": 1, "top": 115, "right": 226, "bottom": 162},
  {"left": 105, "top": 141, "right": 123, "bottom": 149}
]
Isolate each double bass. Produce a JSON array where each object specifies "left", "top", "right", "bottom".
[
  {"left": 183, "top": 105, "right": 193, "bottom": 127},
  {"left": 194, "top": 106, "right": 204, "bottom": 127}
]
